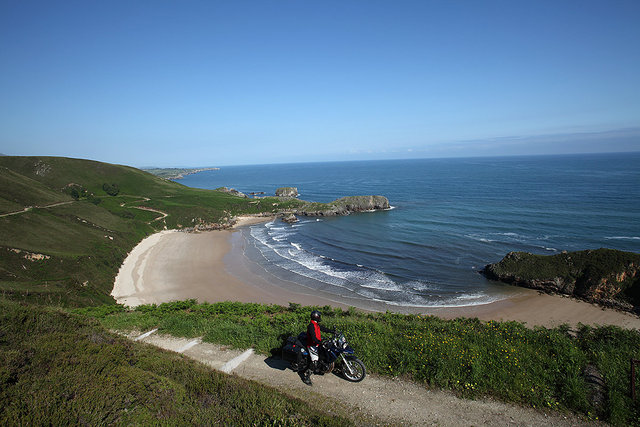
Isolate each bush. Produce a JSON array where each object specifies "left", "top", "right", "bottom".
[
  {"left": 63, "top": 184, "right": 87, "bottom": 200},
  {"left": 102, "top": 183, "right": 119, "bottom": 196}
]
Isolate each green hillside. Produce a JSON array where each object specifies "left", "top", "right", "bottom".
[
  {"left": 0, "top": 156, "right": 302, "bottom": 307},
  {"left": 0, "top": 156, "right": 180, "bottom": 197},
  {"left": 0, "top": 166, "right": 71, "bottom": 213}
]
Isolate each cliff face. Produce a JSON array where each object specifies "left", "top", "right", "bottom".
[
  {"left": 481, "top": 249, "right": 640, "bottom": 313},
  {"left": 296, "top": 195, "right": 390, "bottom": 216},
  {"left": 275, "top": 187, "right": 298, "bottom": 198}
]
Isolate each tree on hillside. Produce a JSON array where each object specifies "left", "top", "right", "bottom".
[{"left": 102, "top": 183, "right": 119, "bottom": 196}]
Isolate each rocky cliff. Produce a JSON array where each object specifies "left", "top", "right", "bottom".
[
  {"left": 296, "top": 195, "right": 390, "bottom": 216},
  {"left": 275, "top": 187, "right": 298, "bottom": 197},
  {"left": 481, "top": 248, "right": 640, "bottom": 313},
  {"left": 216, "top": 187, "right": 248, "bottom": 198}
]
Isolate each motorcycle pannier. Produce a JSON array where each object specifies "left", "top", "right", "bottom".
[{"left": 282, "top": 336, "right": 307, "bottom": 363}]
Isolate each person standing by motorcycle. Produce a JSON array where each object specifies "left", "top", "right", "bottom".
[{"left": 301, "top": 310, "right": 334, "bottom": 386}]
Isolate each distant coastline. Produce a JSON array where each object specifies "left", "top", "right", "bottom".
[{"left": 142, "top": 167, "right": 219, "bottom": 180}]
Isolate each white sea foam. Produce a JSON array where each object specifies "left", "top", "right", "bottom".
[
  {"left": 454, "top": 292, "right": 486, "bottom": 301},
  {"left": 361, "top": 292, "right": 505, "bottom": 308},
  {"left": 605, "top": 236, "right": 640, "bottom": 240},
  {"left": 405, "top": 280, "right": 438, "bottom": 292},
  {"left": 249, "top": 221, "right": 510, "bottom": 308},
  {"left": 251, "top": 222, "right": 402, "bottom": 294},
  {"left": 466, "top": 234, "right": 497, "bottom": 243}
]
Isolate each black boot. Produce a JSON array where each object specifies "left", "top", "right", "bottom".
[
  {"left": 291, "top": 350, "right": 304, "bottom": 372},
  {"left": 300, "top": 369, "right": 312, "bottom": 386}
]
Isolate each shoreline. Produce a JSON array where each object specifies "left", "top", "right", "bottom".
[
  {"left": 112, "top": 218, "right": 640, "bottom": 329},
  {"left": 112, "top": 216, "right": 349, "bottom": 309}
]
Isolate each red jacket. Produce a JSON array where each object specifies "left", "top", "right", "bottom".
[{"left": 306, "top": 320, "right": 322, "bottom": 347}]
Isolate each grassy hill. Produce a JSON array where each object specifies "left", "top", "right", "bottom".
[{"left": 0, "top": 156, "right": 303, "bottom": 307}]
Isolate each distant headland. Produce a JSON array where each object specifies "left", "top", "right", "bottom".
[{"left": 142, "top": 167, "right": 219, "bottom": 180}]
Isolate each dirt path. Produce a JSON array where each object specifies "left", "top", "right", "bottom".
[
  {"left": 123, "top": 330, "right": 598, "bottom": 426},
  {"left": 0, "top": 200, "right": 74, "bottom": 217},
  {"left": 120, "top": 196, "right": 169, "bottom": 223},
  {"left": 131, "top": 205, "right": 168, "bottom": 223}
]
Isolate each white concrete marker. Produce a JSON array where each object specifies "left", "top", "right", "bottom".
[
  {"left": 220, "top": 349, "right": 254, "bottom": 373},
  {"left": 134, "top": 328, "right": 158, "bottom": 341},
  {"left": 177, "top": 338, "right": 201, "bottom": 353}
]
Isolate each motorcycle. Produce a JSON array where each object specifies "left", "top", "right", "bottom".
[{"left": 281, "top": 331, "right": 366, "bottom": 382}]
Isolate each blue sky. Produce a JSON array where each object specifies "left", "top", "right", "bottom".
[{"left": 1, "top": 0, "right": 639, "bottom": 167}]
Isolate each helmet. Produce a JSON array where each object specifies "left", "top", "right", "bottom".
[{"left": 310, "top": 310, "right": 321, "bottom": 322}]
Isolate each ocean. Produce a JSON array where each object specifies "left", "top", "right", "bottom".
[{"left": 180, "top": 152, "right": 640, "bottom": 309}]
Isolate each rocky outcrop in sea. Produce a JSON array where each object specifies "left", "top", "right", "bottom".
[
  {"left": 216, "top": 187, "right": 248, "bottom": 198},
  {"left": 275, "top": 187, "right": 298, "bottom": 197},
  {"left": 296, "top": 195, "right": 390, "bottom": 217}
]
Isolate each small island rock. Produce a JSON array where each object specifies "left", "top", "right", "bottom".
[
  {"left": 297, "top": 195, "right": 390, "bottom": 216},
  {"left": 276, "top": 187, "right": 298, "bottom": 198},
  {"left": 281, "top": 213, "right": 299, "bottom": 224}
]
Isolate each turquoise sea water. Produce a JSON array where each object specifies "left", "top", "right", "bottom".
[{"left": 180, "top": 152, "right": 640, "bottom": 308}]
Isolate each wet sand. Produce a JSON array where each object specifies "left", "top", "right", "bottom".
[{"left": 112, "top": 219, "right": 640, "bottom": 329}]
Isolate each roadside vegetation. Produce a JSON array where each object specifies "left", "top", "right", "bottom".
[
  {"left": 0, "top": 299, "right": 349, "bottom": 426},
  {"left": 78, "top": 299, "right": 640, "bottom": 425}
]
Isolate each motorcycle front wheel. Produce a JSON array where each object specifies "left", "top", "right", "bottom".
[{"left": 342, "top": 357, "right": 366, "bottom": 382}]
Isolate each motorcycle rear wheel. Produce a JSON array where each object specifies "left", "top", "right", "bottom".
[{"left": 342, "top": 357, "right": 366, "bottom": 382}]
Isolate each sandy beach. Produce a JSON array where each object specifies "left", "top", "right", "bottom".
[
  {"left": 112, "top": 216, "right": 348, "bottom": 309},
  {"left": 112, "top": 217, "right": 640, "bottom": 329}
]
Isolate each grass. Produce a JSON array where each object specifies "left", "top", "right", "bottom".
[
  {"left": 0, "top": 166, "right": 71, "bottom": 214},
  {"left": 78, "top": 299, "right": 640, "bottom": 425},
  {"left": 0, "top": 299, "right": 350, "bottom": 426}
]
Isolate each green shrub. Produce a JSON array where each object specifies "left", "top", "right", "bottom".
[
  {"left": 83, "top": 300, "right": 640, "bottom": 425},
  {"left": 102, "top": 183, "right": 120, "bottom": 196},
  {"left": 1, "top": 299, "right": 349, "bottom": 426}
]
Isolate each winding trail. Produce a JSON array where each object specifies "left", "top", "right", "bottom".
[
  {"left": 123, "top": 329, "right": 598, "bottom": 427},
  {"left": 0, "top": 200, "right": 74, "bottom": 217},
  {"left": 119, "top": 196, "right": 169, "bottom": 223},
  {"left": 130, "top": 205, "right": 169, "bottom": 223}
]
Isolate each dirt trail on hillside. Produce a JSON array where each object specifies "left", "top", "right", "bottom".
[
  {"left": 123, "top": 331, "right": 599, "bottom": 426},
  {"left": 0, "top": 200, "right": 74, "bottom": 217}
]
